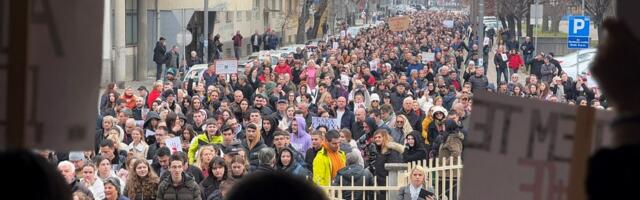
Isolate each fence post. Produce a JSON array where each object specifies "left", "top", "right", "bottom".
[{"left": 385, "top": 163, "right": 408, "bottom": 199}]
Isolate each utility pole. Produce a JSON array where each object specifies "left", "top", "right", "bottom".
[
  {"left": 478, "top": 0, "right": 485, "bottom": 67},
  {"left": 204, "top": 0, "right": 209, "bottom": 64}
]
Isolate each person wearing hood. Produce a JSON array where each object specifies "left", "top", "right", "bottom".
[
  {"left": 332, "top": 151, "right": 374, "bottom": 200},
  {"left": 403, "top": 131, "right": 428, "bottom": 163},
  {"left": 188, "top": 119, "right": 222, "bottom": 164},
  {"left": 426, "top": 106, "right": 447, "bottom": 149},
  {"left": 391, "top": 114, "right": 416, "bottom": 144},
  {"left": 242, "top": 123, "right": 267, "bottom": 172},
  {"left": 429, "top": 119, "right": 459, "bottom": 159},
  {"left": 142, "top": 111, "right": 160, "bottom": 145},
  {"left": 367, "top": 129, "right": 403, "bottom": 198},
  {"left": 278, "top": 147, "right": 311, "bottom": 178},
  {"left": 289, "top": 116, "right": 312, "bottom": 155},
  {"left": 356, "top": 117, "right": 379, "bottom": 151},
  {"left": 260, "top": 116, "right": 280, "bottom": 147}
]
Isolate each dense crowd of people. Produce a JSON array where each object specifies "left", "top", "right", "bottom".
[{"left": 38, "top": 8, "right": 609, "bottom": 200}]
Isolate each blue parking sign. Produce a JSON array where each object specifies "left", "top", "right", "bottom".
[{"left": 567, "top": 16, "right": 590, "bottom": 49}]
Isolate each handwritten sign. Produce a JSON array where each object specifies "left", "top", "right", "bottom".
[
  {"left": 443, "top": 20, "right": 454, "bottom": 28},
  {"left": 461, "top": 91, "right": 615, "bottom": 200},
  {"left": 215, "top": 60, "right": 238, "bottom": 74},
  {"left": 388, "top": 16, "right": 411, "bottom": 32},
  {"left": 421, "top": 52, "right": 435, "bottom": 63},
  {"left": 145, "top": 129, "right": 156, "bottom": 137},
  {"left": 165, "top": 136, "right": 183, "bottom": 153},
  {"left": 311, "top": 117, "right": 340, "bottom": 131},
  {"left": 0, "top": 0, "right": 104, "bottom": 151}
]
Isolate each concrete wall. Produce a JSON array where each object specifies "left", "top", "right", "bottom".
[{"left": 524, "top": 37, "right": 587, "bottom": 57}]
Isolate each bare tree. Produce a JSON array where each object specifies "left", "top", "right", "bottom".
[
  {"left": 497, "top": 0, "right": 532, "bottom": 39},
  {"left": 295, "top": 0, "right": 314, "bottom": 43},
  {"left": 573, "top": 0, "right": 612, "bottom": 43},
  {"left": 309, "top": 0, "right": 329, "bottom": 39}
]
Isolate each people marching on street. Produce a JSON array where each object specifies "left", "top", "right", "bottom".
[{"left": 41, "top": 8, "right": 608, "bottom": 200}]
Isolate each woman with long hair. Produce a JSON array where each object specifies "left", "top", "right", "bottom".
[
  {"left": 100, "top": 83, "right": 119, "bottom": 115},
  {"left": 200, "top": 157, "right": 232, "bottom": 200},
  {"left": 392, "top": 114, "right": 415, "bottom": 144},
  {"left": 127, "top": 128, "right": 149, "bottom": 159},
  {"left": 366, "top": 129, "right": 403, "bottom": 197},
  {"left": 124, "top": 159, "right": 159, "bottom": 200},
  {"left": 194, "top": 145, "right": 217, "bottom": 178},
  {"left": 180, "top": 125, "right": 196, "bottom": 152}
]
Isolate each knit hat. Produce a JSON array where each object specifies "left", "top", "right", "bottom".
[
  {"left": 370, "top": 93, "right": 380, "bottom": 102},
  {"left": 265, "top": 82, "right": 277, "bottom": 95}
]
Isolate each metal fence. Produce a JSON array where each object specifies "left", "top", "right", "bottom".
[{"left": 321, "top": 156, "right": 463, "bottom": 200}]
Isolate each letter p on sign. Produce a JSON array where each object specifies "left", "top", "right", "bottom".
[{"left": 573, "top": 19, "right": 585, "bottom": 34}]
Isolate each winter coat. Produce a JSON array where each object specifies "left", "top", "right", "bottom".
[
  {"left": 468, "top": 74, "right": 489, "bottom": 93},
  {"left": 494, "top": 52, "right": 508, "bottom": 69},
  {"left": 242, "top": 138, "right": 267, "bottom": 172},
  {"left": 156, "top": 173, "right": 202, "bottom": 200},
  {"left": 273, "top": 63, "right": 293, "bottom": 77},
  {"left": 439, "top": 131, "right": 464, "bottom": 159},
  {"left": 541, "top": 63, "right": 556, "bottom": 83},
  {"left": 403, "top": 133, "right": 428, "bottom": 163},
  {"left": 199, "top": 176, "right": 225, "bottom": 200},
  {"left": 527, "top": 58, "right": 545, "bottom": 79},
  {"left": 390, "top": 91, "right": 410, "bottom": 112},
  {"left": 508, "top": 53, "right": 524, "bottom": 70},
  {"left": 366, "top": 142, "right": 404, "bottom": 186},
  {"left": 279, "top": 148, "right": 311, "bottom": 178},
  {"left": 153, "top": 42, "right": 167, "bottom": 64},
  {"left": 313, "top": 147, "right": 347, "bottom": 186},
  {"left": 397, "top": 185, "right": 433, "bottom": 200},
  {"left": 188, "top": 133, "right": 223, "bottom": 164},
  {"left": 332, "top": 164, "right": 374, "bottom": 200}
]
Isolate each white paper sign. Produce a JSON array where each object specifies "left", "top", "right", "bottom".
[
  {"left": 311, "top": 117, "right": 340, "bottom": 130},
  {"left": 145, "top": 129, "right": 156, "bottom": 137},
  {"left": 461, "top": 91, "right": 615, "bottom": 200},
  {"left": 443, "top": 20, "right": 454, "bottom": 28},
  {"left": 215, "top": 60, "right": 238, "bottom": 74},
  {"left": 421, "top": 52, "right": 435, "bottom": 63},
  {"left": 332, "top": 42, "right": 339, "bottom": 50},
  {"left": 165, "top": 136, "right": 183, "bottom": 153},
  {"left": 0, "top": 0, "right": 104, "bottom": 151}
]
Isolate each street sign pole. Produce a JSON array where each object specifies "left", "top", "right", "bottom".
[{"left": 567, "top": 15, "right": 590, "bottom": 79}]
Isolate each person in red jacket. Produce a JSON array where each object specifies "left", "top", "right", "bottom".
[
  {"left": 147, "top": 81, "right": 163, "bottom": 108},
  {"left": 119, "top": 87, "right": 137, "bottom": 109},
  {"left": 273, "top": 58, "right": 292, "bottom": 78},
  {"left": 507, "top": 49, "right": 524, "bottom": 77}
]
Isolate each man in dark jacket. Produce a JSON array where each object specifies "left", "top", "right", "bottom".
[
  {"left": 468, "top": 67, "right": 488, "bottom": 93},
  {"left": 520, "top": 37, "right": 535, "bottom": 71},
  {"left": 232, "top": 31, "right": 243, "bottom": 60},
  {"left": 527, "top": 53, "right": 545, "bottom": 79},
  {"left": 332, "top": 152, "right": 374, "bottom": 200},
  {"left": 157, "top": 154, "right": 202, "bottom": 200},
  {"left": 250, "top": 30, "right": 262, "bottom": 52},
  {"left": 337, "top": 96, "right": 355, "bottom": 130},
  {"left": 153, "top": 37, "right": 167, "bottom": 81},
  {"left": 254, "top": 147, "right": 277, "bottom": 174},
  {"left": 242, "top": 123, "right": 267, "bottom": 172},
  {"left": 305, "top": 131, "right": 324, "bottom": 172},
  {"left": 390, "top": 83, "right": 410, "bottom": 112}
]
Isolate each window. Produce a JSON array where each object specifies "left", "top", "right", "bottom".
[
  {"left": 226, "top": 11, "right": 233, "bottom": 22},
  {"left": 125, "top": 0, "right": 138, "bottom": 45},
  {"left": 271, "top": 0, "right": 275, "bottom": 9},
  {"left": 246, "top": 11, "right": 252, "bottom": 21},
  {"left": 255, "top": 0, "right": 260, "bottom": 9},
  {"left": 237, "top": 11, "right": 242, "bottom": 22}
]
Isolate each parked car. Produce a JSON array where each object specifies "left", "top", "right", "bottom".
[{"left": 557, "top": 48, "right": 599, "bottom": 88}]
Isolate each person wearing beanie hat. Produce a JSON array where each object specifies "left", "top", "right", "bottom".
[
  {"left": 104, "top": 177, "right": 128, "bottom": 200},
  {"left": 68, "top": 151, "right": 86, "bottom": 178}
]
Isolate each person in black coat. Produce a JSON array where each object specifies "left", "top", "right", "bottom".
[
  {"left": 527, "top": 54, "right": 545, "bottom": 79},
  {"left": 199, "top": 157, "right": 231, "bottom": 200},
  {"left": 332, "top": 152, "right": 374, "bottom": 200},
  {"left": 250, "top": 31, "right": 262, "bottom": 52},
  {"left": 402, "top": 131, "right": 427, "bottom": 163},
  {"left": 153, "top": 37, "right": 168, "bottom": 81},
  {"left": 365, "top": 129, "right": 403, "bottom": 199}
]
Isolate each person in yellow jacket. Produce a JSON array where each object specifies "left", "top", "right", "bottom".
[
  {"left": 313, "top": 130, "right": 346, "bottom": 186},
  {"left": 188, "top": 119, "right": 223, "bottom": 164},
  {"left": 421, "top": 107, "right": 434, "bottom": 145}
]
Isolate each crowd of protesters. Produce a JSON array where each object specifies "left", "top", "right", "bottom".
[{"left": 37, "top": 8, "right": 609, "bottom": 200}]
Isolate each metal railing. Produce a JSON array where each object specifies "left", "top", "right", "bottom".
[{"left": 320, "top": 156, "right": 463, "bottom": 200}]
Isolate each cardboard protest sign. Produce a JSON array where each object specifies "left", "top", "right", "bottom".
[
  {"left": 443, "top": 20, "right": 454, "bottom": 28},
  {"left": 215, "top": 60, "right": 238, "bottom": 74},
  {"left": 421, "top": 52, "right": 435, "bottom": 63},
  {"left": 389, "top": 16, "right": 411, "bottom": 32},
  {"left": 311, "top": 117, "right": 340, "bottom": 130},
  {"left": 461, "top": 91, "right": 615, "bottom": 200},
  {"left": 165, "top": 136, "right": 183, "bottom": 153}
]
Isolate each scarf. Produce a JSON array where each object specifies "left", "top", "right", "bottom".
[{"left": 322, "top": 141, "right": 345, "bottom": 179}]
